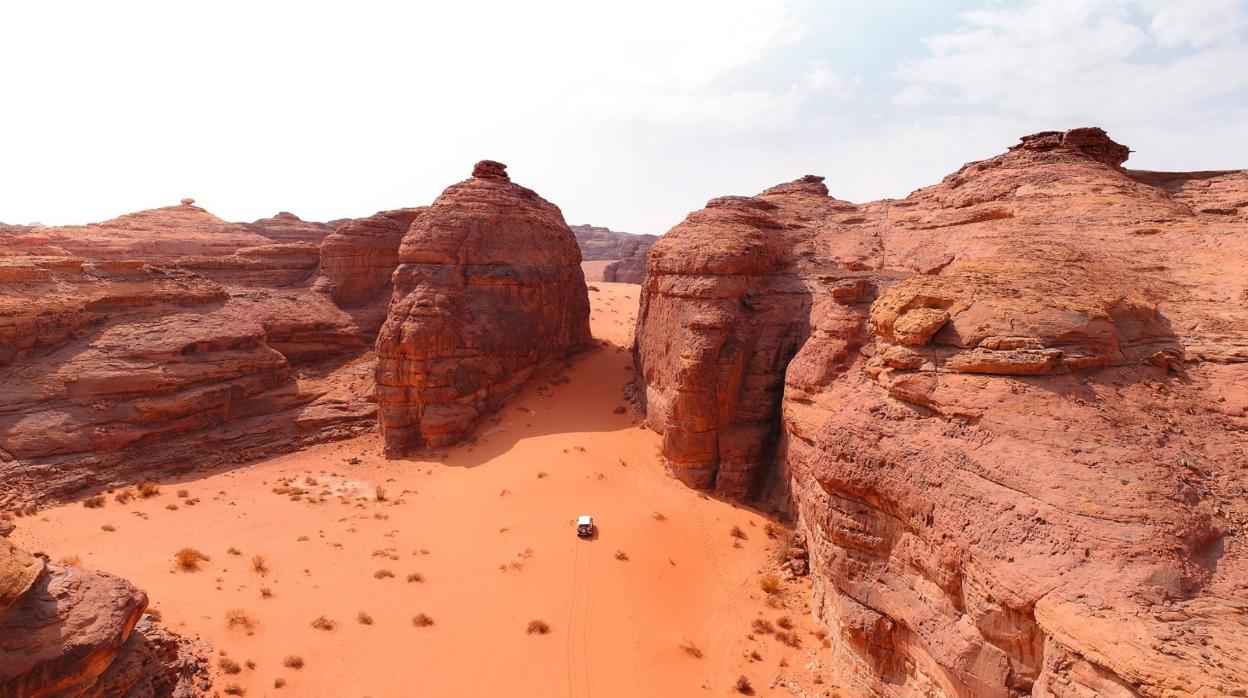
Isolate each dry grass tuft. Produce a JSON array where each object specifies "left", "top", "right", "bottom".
[
  {"left": 752, "top": 618, "right": 774, "bottom": 634},
  {"left": 526, "top": 619, "right": 551, "bottom": 635},
  {"left": 282, "top": 655, "right": 304, "bottom": 670},
  {"left": 252, "top": 555, "right": 269, "bottom": 576},
  {"left": 58, "top": 555, "right": 82, "bottom": 567},
  {"left": 412, "top": 613, "right": 434, "bottom": 627},
  {"left": 357, "top": 612, "right": 373, "bottom": 625},
  {"left": 138, "top": 481, "right": 160, "bottom": 498},
  {"left": 734, "top": 675, "right": 754, "bottom": 694},
  {"left": 764, "top": 522, "right": 782, "bottom": 539},
  {"left": 175, "top": 548, "right": 208, "bottom": 571},
  {"left": 730, "top": 525, "right": 747, "bottom": 540},
  {"left": 374, "top": 569, "right": 394, "bottom": 579},
  {"left": 536, "top": 471, "right": 548, "bottom": 479},
  {"left": 219, "top": 657, "right": 242, "bottom": 674},
  {"left": 83, "top": 495, "right": 105, "bottom": 509},
  {"left": 406, "top": 572, "right": 424, "bottom": 583},
  {"left": 680, "top": 640, "right": 704, "bottom": 658},
  {"left": 652, "top": 511, "right": 667, "bottom": 521},
  {"left": 776, "top": 615, "right": 793, "bottom": 630},
  {"left": 223, "top": 684, "right": 245, "bottom": 696},
  {"left": 614, "top": 550, "right": 629, "bottom": 561},
  {"left": 274, "top": 678, "right": 286, "bottom": 689},
  {"left": 375, "top": 485, "right": 387, "bottom": 502},
  {"left": 260, "top": 587, "right": 273, "bottom": 599},
  {"left": 759, "top": 573, "right": 781, "bottom": 595},
  {"left": 774, "top": 630, "right": 801, "bottom": 648},
  {"left": 114, "top": 490, "right": 134, "bottom": 504},
  {"left": 177, "top": 489, "right": 189, "bottom": 498},
  {"left": 225, "top": 609, "right": 256, "bottom": 631},
  {"left": 310, "top": 616, "right": 336, "bottom": 631}
]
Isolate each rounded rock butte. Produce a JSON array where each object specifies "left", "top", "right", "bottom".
[{"left": 374, "top": 160, "right": 592, "bottom": 454}]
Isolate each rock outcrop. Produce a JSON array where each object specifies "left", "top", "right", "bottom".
[
  {"left": 633, "top": 128, "right": 1248, "bottom": 696},
  {"left": 376, "top": 161, "right": 592, "bottom": 453},
  {"left": 573, "top": 224, "right": 657, "bottom": 284},
  {"left": 571, "top": 224, "right": 657, "bottom": 261},
  {"left": 318, "top": 208, "right": 427, "bottom": 307},
  {"left": 247, "top": 211, "right": 339, "bottom": 244},
  {"left": 0, "top": 205, "right": 393, "bottom": 510},
  {"left": 0, "top": 533, "right": 208, "bottom": 697}
]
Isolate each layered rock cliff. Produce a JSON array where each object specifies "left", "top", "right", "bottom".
[
  {"left": 634, "top": 128, "right": 1248, "bottom": 696},
  {"left": 0, "top": 203, "right": 386, "bottom": 509},
  {"left": 571, "top": 224, "right": 657, "bottom": 261},
  {"left": 376, "top": 161, "right": 592, "bottom": 453},
  {"left": 0, "top": 531, "right": 207, "bottom": 697}
]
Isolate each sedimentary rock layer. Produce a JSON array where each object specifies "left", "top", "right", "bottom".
[
  {"left": 0, "top": 203, "right": 387, "bottom": 509},
  {"left": 376, "top": 160, "right": 592, "bottom": 453},
  {"left": 634, "top": 128, "right": 1248, "bottom": 696},
  {"left": 571, "top": 224, "right": 657, "bottom": 261}
]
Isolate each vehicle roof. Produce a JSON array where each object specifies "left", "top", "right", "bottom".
[{"left": 577, "top": 515, "right": 592, "bottom": 524}]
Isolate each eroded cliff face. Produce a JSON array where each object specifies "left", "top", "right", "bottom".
[
  {"left": 0, "top": 204, "right": 387, "bottom": 509},
  {"left": 634, "top": 128, "right": 1248, "bottom": 696},
  {"left": 375, "top": 161, "right": 592, "bottom": 453}
]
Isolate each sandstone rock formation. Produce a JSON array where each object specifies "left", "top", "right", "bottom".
[
  {"left": 0, "top": 205, "right": 389, "bottom": 510},
  {"left": 634, "top": 128, "right": 1248, "bottom": 696},
  {"left": 318, "top": 208, "right": 427, "bottom": 307},
  {"left": 247, "top": 211, "right": 339, "bottom": 244},
  {"left": 571, "top": 224, "right": 657, "bottom": 261},
  {"left": 0, "top": 533, "right": 207, "bottom": 697},
  {"left": 376, "top": 161, "right": 592, "bottom": 453},
  {"left": 572, "top": 224, "right": 657, "bottom": 284}
]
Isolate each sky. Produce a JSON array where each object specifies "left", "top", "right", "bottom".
[{"left": 2, "top": 0, "right": 1246, "bottom": 234}]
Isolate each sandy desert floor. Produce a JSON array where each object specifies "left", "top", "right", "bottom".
[
  {"left": 13, "top": 283, "right": 836, "bottom": 697},
  {"left": 580, "top": 260, "right": 614, "bottom": 282}
]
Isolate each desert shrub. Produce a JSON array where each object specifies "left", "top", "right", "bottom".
[
  {"left": 222, "top": 684, "right": 244, "bottom": 696},
  {"left": 374, "top": 569, "right": 394, "bottom": 579},
  {"left": 734, "top": 675, "right": 753, "bottom": 694},
  {"left": 614, "top": 550, "right": 629, "bottom": 561},
  {"left": 310, "top": 616, "right": 335, "bottom": 631},
  {"left": 225, "top": 609, "right": 255, "bottom": 631},
  {"left": 375, "top": 485, "right": 387, "bottom": 502},
  {"left": 406, "top": 572, "right": 424, "bottom": 583},
  {"left": 282, "top": 655, "right": 304, "bottom": 669},
  {"left": 759, "top": 574, "right": 781, "bottom": 595},
  {"left": 138, "top": 481, "right": 160, "bottom": 498},
  {"left": 175, "top": 548, "right": 207, "bottom": 571},
  {"left": 776, "top": 615, "right": 793, "bottom": 630},
  {"left": 412, "top": 613, "right": 434, "bottom": 627},
  {"left": 680, "top": 640, "right": 703, "bottom": 658},
  {"left": 83, "top": 495, "right": 105, "bottom": 509},
  {"left": 252, "top": 555, "right": 269, "bottom": 576},
  {"left": 177, "top": 489, "right": 189, "bottom": 498},
  {"left": 526, "top": 619, "right": 550, "bottom": 635},
  {"left": 357, "top": 612, "right": 373, "bottom": 625},
  {"left": 114, "top": 490, "right": 135, "bottom": 504},
  {"left": 730, "top": 526, "right": 747, "bottom": 540},
  {"left": 751, "top": 618, "right": 774, "bottom": 634},
  {"left": 58, "top": 555, "right": 82, "bottom": 567},
  {"left": 219, "top": 657, "right": 242, "bottom": 674},
  {"left": 274, "top": 678, "right": 286, "bottom": 688},
  {"left": 652, "top": 511, "right": 667, "bottom": 521}
]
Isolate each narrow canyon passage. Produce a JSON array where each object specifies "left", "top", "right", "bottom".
[{"left": 12, "top": 282, "right": 831, "bottom": 697}]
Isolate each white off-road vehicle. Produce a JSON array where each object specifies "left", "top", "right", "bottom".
[{"left": 576, "top": 515, "right": 594, "bottom": 538}]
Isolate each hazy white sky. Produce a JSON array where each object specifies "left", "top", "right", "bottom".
[{"left": 2, "top": 0, "right": 1246, "bottom": 234}]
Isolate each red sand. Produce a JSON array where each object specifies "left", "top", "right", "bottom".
[{"left": 14, "top": 283, "right": 832, "bottom": 697}]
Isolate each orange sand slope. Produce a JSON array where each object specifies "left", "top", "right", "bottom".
[{"left": 15, "top": 283, "right": 832, "bottom": 697}]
